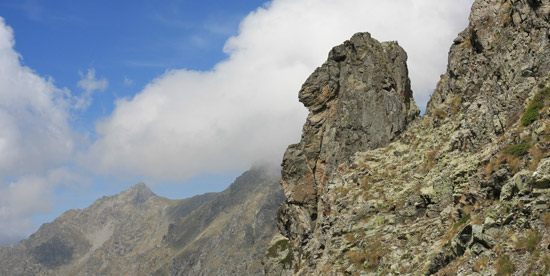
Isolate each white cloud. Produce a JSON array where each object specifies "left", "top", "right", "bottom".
[
  {"left": 87, "top": 0, "right": 474, "bottom": 181},
  {"left": 123, "top": 76, "right": 134, "bottom": 86},
  {"left": 0, "top": 17, "right": 78, "bottom": 244},
  {"left": 75, "top": 68, "right": 108, "bottom": 110},
  {"left": 0, "top": 167, "right": 86, "bottom": 245},
  {"left": 0, "top": 18, "right": 74, "bottom": 176}
]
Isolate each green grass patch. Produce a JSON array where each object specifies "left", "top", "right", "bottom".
[
  {"left": 266, "top": 239, "right": 290, "bottom": 258},
  {"left": 516, "top": 230, "right": 542, "bottom": 253},
  {"left": 265, "top": 239, "right": 294, "bottom": 268},
  {"left": 495, "top": 254, "right": 515, "bottom": 275},
  {"left": 504, "top": 142, "right": 531, "bottom": 157},
  {"left": 521, "top": 87, "right": 550, "bottom": 126},
  {"left": 457, "top": 213, "right": 471, "bottom": 226}
]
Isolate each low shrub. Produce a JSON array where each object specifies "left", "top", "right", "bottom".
[
  {"left": 521, "top": 87, "right": 550, "bottom": 126},
  {"left": 515, "top": 230, "right": 542, "bottom": 253},
  {"left": 495, "top": 254, "right": 515, "bottom": 275},
  {"left": 504, "top": 142, "right": 531, "bottom": 157}
]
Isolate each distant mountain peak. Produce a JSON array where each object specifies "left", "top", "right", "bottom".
[
  {"left": 118, "top": 182, "right": 155, "bottom": 205},
  {"left": 0, "top": 167, "right": 283, "bottom": 276}
]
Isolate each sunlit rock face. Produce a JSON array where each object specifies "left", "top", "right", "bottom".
[
  {"left": 274, "top": 31, "right": 419, "bottom": 266},
  {"left": 266, "top": 0, "right": 550, "bottom": 275}
]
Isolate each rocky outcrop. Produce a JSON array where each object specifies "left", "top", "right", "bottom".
[
  {"left": 0, "top": 165, "right": 283, "bottom": 276},
  {"left": 427, "top": 0, "right": 550, "bottom": 147},
  {"left": 267, "top": 0, "right": 550, "bottom": 275},
  {"left": 277, "top": 32, "right": 419, "bottom": 246}
]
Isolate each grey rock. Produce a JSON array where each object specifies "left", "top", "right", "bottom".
[
  {"left": 268, "top": 0, "right": 550, "bottom": 275},
  {"left": 277, "top": 32, "right": 419, "bottom": 246},
  {"left": 533, "top": 158, "right": 550, "bottom": 188}
]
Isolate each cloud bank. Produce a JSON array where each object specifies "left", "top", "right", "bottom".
[
  {"left": 0, "top": 18, "right": 78, "bottom": 244},
  {"left": 87, "top": 0, "right": 474, "bottom": 181}
]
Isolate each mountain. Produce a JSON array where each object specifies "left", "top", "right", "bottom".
[
  {"left": 265, "top": 0, "right": 550, "bottom": 275},
  {"left": 5, "top": 0, "right": 550, "bottom": 275},
  {"left": 0, "top": 164, "right": 284, "bottom": 276}
]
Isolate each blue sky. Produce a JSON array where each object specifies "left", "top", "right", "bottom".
[
  {"left": 0, "top": 0, "right": 474, "bottom": 245},
  {"left": 0, "top": 0, "right": 267, "bottom": 244},
  {"left": 1, "top": 0, "right": 266, "bottom": 132},
  {"left": 1, "top": 0, "right": 267, "bottom": 220}
]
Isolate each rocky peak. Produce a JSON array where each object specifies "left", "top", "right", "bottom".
[
  {"left": 277, "top": 32, "right": 419, "bottom": 243},
  {"left": 116, "top": 182, "right": 155, "bottom": 205}
]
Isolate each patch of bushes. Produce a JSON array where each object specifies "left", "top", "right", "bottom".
[
  {"left": 280, "top": 249, "right": 293, "bottom": 267},
  {"left": 432, "top": 109, "right": 448, "bottom": 119},
  {"left": 266, "top": 239, "right": 290, "bottom": 258},
  {"left": 473, "top": 257, "right": 488, "bottom": 272},
  {"left": 495, "top": 254, "right": 515, "bottom": 275},
  {"left": 543, "top": 254, "right": 550, "bottom": 274},
  {"left": 422, "top": 145, "right": 441, "bottom": 173},
  {"left": 542, "top": 213, "right": 550, "bottom": 229},
  {"left": 457, "top": 213, "right": 471, "bottom": 227},
  {"left": 521, "top": 87, "right": 550, "bottom": 126},
  {"left": 484, "top": 142, "right": 531, "bottom": 177},
  {"left": 515, "top": 230, "right": 542, "bottom": 253},
  {"left": 364, "top": 238, "right": 388, "bottom": 271},
  {"left": 504, "top": 142, "right": 531, "bottom": 157},
  {"left": 345, "top": 235, "right": 388, "bottom": 272},
  {"left": 528, "top": 146, "right": 545, "bottom": 171},
  {"left": 450, "top": 95, "right": 462, "bottom": 114}
]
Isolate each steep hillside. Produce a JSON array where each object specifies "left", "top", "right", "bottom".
[
  {"left": 0, "top": 164, "right": 283, "bottom": 276},
  {"left": 265, "top": 0, "right": 550, "bottom": 275}
]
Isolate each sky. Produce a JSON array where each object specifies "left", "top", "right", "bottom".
[{"left": 0, "top": 0, "right": 475, "bottom": 245}]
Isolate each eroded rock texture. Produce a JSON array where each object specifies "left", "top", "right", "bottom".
[
  {"left": 427, "top": 0, "right": 550, "bottom": 145},
  {"left": 266, "top": 1, "right": 550, "bottom": 275},
  {"left": 274, "top": 32, "right": 419, "bottom": 269}
]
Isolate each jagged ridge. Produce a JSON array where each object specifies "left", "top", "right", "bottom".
[{"left": 0, "top": 165, "right": 284, "bottom": 276}]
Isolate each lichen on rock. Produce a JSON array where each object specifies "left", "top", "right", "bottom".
[{"left": 268, "top": 0, "right": 550, "bottom": 275}]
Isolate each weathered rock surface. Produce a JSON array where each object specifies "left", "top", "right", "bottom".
[
  {"left": 266, "top": 0, "right": 550, "bottom": 275},
  {"left": 0, "top": 164, "right": 283, "bottom": 276},
  {"left": 278, "top": 32, "right": 419, "bottom": 247}
]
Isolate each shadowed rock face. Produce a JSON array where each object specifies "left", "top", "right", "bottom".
[
  {"left": 278, "top": 32, "right": 419, "bottom": 243},
  {"left": 32, "top": 237, "right": 75, "bottom": 268}
]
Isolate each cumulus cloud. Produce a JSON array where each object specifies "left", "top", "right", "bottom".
[
  {"left": 0, "top": 18, "right": 74, "bottom": 176},
  {"left": 87, "top": 0, "right": 474, "bottom": 181},
  {"left": 75, "top": 68, "right": 108, "bottom": 110},
  {"left": 0, "top": 18, "right": 77, "bottom": 244}
]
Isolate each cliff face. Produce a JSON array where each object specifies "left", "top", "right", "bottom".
[
  {"left": 427, "top": 0, "right": 550, "bottom": 146},
  {"left": 277, "top": 32, "right": 419, "bottom": 247},
  {"left": 266, "top": 0, "right": 550, "bottom": 275},
  {"left": 0, "top": 165, "right": 283, "bottom": 276}
]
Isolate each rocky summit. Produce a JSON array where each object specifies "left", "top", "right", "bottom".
[
  {"left": 0, "top": 164, "right": 283, "bottom": 276},
  {"left": 265, "top": 0, "right": 550, "bottom": 275}
]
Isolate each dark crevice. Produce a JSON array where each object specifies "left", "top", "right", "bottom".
[
  {"left": 527, "top": 0, "right": 541, "bottom": 10},
  {"left": 470, "top": 30, "right": 484, "bottom": 54}
]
